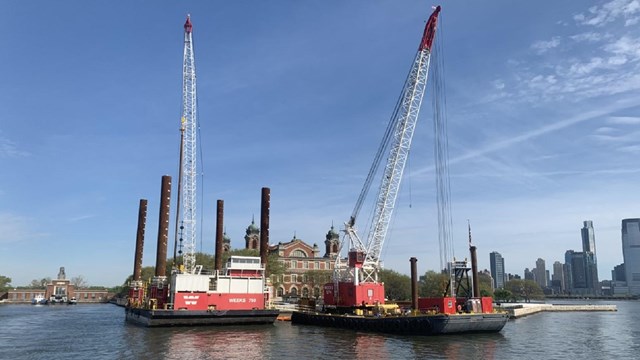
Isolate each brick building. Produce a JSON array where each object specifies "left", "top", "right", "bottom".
[
  {"left": 242, "top": 220, "right": 341, "bottom": 301},
  {"left": 5, "top": 267, "right": 111, "bottom": 303}
]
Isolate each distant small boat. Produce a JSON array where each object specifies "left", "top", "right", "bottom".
[
  {"left": 31, "top": 294, "right": 48, "bottom": 305},
  {"left": 68, "top": 297, "right": 77, "bottom": 305}
]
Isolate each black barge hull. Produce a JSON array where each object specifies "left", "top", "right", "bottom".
[
  {"left": 291, "top": 311, "right": 508, "bottom": 335},
  {"left": 125, "top": 308, "right": 279, "bottom": 327}
]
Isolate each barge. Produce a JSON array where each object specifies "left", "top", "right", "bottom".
[
  {"left": 291, "top": 311, "right": 508, "bottom": 335},
  {"left": 124, "top": 16, "right": 278, "bottom": 328},
  {"left": 126, "top": 308, "right": 278, "bottom": 327}
]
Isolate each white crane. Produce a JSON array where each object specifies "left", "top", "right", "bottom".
[
  {"left": 335, "top": 6, "right": 441, "bottom": 293},
  {"left": 177, "top": 15, "right": 198, "bottom": 275}
]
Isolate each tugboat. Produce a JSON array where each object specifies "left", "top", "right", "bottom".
[{"left": 291, "top": 5, "right": 508, "bottom": 334}]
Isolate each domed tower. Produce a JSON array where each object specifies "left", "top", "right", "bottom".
[
  {"left": 223, "top": 230, "right": 231, "bottom": 252},
  {"left": 245, "top": 217, "right": 260, "bottom": 250},
  {"left": 324, "top": 224, "right": 340, "bottom": 258}
]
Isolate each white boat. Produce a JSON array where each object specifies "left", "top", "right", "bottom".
[{"left": 31, "top": 294, "right": 47, "bottom": 305}]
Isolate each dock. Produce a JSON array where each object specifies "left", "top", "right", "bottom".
[{"left": 497, "top": 303, "right": 617, "bottom": 319}]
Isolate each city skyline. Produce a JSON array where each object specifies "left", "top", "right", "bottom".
[{"left": 2, "top": 1, "right": 640, "bottom": 286}]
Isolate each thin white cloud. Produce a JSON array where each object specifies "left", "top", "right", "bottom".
[
  {"left": 531, "top": 37, "right": 561, "bottom": 54},
  {"left": 0, "top": 134, "right": 29, "bottom": 158},
  {"left": 619, "top": 144, "right": 640, "bottom": 153},
  {"left": 595, "top": 126, "right": 617, "bottom": 133},
  {"left": 574, "top": 0, "right": 640, "bottom": 27},
  {"left": 625, "top": 16, "right": 640, "bottom": 25},
  {"left": 570, "top": 32, "right": 608, "bottom": 42},
  {"left": 0, "top": 213, "right": 46, "bottom": 244},
  {"left": 451, "top": 97, "right": 638, "bottom": 165},
  {"left": 67, "top": 214, "right": 96, "bottom": 223},
  {"left": 607, "top": 116, "right": 640, "bottom": 124},
  {"left": 568, "top": 57, "right": 605, "bottom": 76},
  {"left": 604, "top": 35, "right": 640, "bottom": 59}
]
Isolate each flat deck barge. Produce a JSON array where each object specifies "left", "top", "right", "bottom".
[
  {"left": 291, "top": 311, "right": 508, "bottom": 335},
  {"left": 125, "top": 307, "right": 279, "bottom": 327}
]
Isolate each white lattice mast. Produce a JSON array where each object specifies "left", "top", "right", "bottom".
[
  {"left": 340, "top": 6, "right": 441, "bottom": 284},
  {"left": 180, "top": 15, "right": 198, "bottom": 274}
]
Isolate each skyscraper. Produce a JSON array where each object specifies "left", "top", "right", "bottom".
[
  {"left": 581, "top": 220, "right": 599, "bottom": 295},
  {"left": 490, "top": 252, "right": 506, "bottom": 289},
  {"left": 552, "top": 261, "right": 565, "bottom": 293},
  {"left": 535, "top": 258, "right": 547, "bottom": 288},
  {"left": 565, "top": 250, "right": 587, "bottom": 293},
  {"left": 524, "top": 268, "right": 534, "bottom": 281},
  {"left": 622, "top": 218, "right": 640, "bottom": 295},
  {"left": 581, "top": 220, "right": 596, "bottom": 253}
]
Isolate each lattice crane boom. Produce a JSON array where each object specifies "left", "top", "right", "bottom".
[
  {"left": 180, "top": 15, "right": 198, "bottom": 274},
  {"left": 341, "top": 6, "right": 441, "bottom": 283}
]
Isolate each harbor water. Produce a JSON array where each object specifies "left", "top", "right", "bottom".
[{"left": 1, "top": 300, "right": 638, "bottom": 359}]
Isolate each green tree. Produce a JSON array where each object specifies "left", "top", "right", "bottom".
[
  {"left": 419, "top": 271, "right": 449, "bottom": 297},
  {"left": 0, "top": 275, "right": 11, "bottom": 292},
  {"left": 28, "top": 278, "right": 51, "bottom": 288},
  {"left": 379, "top": 269, "right": 411, "bottom": 301},
  {"left": 477, "top": 272, "right": 494, "bottom": 297},
  {"left": 505, "top": 279, "right": 543, "bottom": 302},
  {"left": 302, "top": 270, "right": 332, "bottom": 299},
  {"left": 493, "top": 288, "right": 512, "bottom": 301}
]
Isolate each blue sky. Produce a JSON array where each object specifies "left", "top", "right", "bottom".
[{"left": 1, "top": 0, "right": 639, "bottom": 287}]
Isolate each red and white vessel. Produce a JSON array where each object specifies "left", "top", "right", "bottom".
[
  {"left": 126, "top": 255, "right": 278, "bottom": 327},
  {"left": 125, "top": 15, "right": 278, "bottom": 327}
]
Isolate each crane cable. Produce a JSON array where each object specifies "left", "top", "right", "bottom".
[
  {"left": 430, "top": 16, "right": 455, "bottom": 273},
  {"left": 349, "top": 62, "right": 418, "bottom": 228}
]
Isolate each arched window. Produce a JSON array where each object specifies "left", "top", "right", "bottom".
[
  {"left": 292, "top": 250, "right": 307, "bottom": 258},
  {"left": 314, "top": 287, "right": 320, "bottom": 298},
  {"left": 277, "top": 287, "right": 284, "bottom": 297},
  {"left": 290, "top": 287, "right": 298, "bottom": 296},
  {"left": 302, "top": 287, "right": 309, "bottom": 298}
]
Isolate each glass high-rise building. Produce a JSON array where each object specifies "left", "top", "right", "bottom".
[
  {"left": 490, "top": 252, "right": 505, "bottom": 289},
  {"left": 581, "top": 220, "right": 599, "bottom": 294},
  {"left": 622, "top": 218, "right": 640, "bottom": 295},
  {"left": 581, "top": 220, "right": 596, "bottom": 253},
  {"left": 552, "top": 261, "right": 565, "bottom": 292}
]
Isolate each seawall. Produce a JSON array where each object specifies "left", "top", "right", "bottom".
[{"left": 498, "top": 303, "right": 617, "bottom": 319}]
